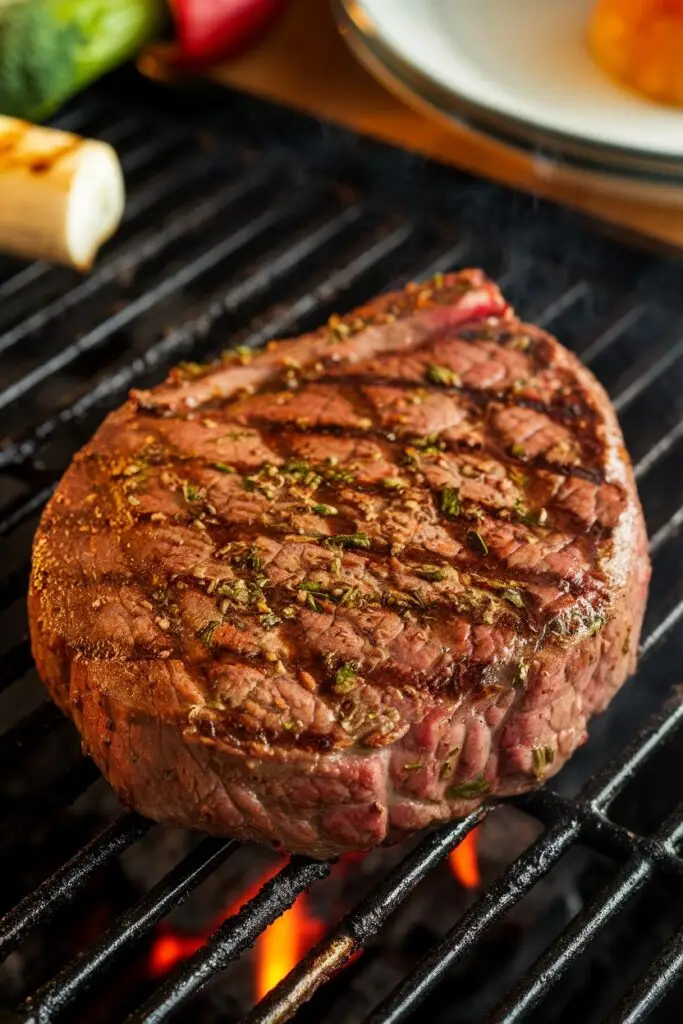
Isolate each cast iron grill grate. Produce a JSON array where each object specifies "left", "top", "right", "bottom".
[{"left": 2, "top": 72, "right": 683, "bottom": 1023}]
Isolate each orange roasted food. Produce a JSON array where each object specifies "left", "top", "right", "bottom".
[{"left": 589, "top": 0, "right": 683, "bottom": 105}]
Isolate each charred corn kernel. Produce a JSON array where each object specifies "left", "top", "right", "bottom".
[{"left": 589, "top": 0, "right": 683, "bottom": 105}]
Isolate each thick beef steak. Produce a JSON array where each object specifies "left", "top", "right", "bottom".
[{"left": 29, "top": 271, "right": 650, "bottom": 857}]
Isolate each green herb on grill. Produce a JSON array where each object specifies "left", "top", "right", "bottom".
[
  {"left": 333, "top": 662, "right": 359, "bottom": 694},
  {"left": 182, "top": 482, "right": 202, "bottom": 503},
  {"left": 323, "top": 532, "right": 371, "bottom": 550},
  {"left": 312, "top": 503, "right": 338, "bottom": 516},
  {"left": 501, "top": 588, "right": 524, "bottom": 609},
  {"left": 426, "top": 363, "right": 461, "bottom": 387},
  {"left": 440, "top": 487, "right": 461, "bottom": 518},
  {"left": 196, "top": 619, "right": 221, "bottom": 647},
  {"left": 531, "top": 745, "right": 555, "bottom": 780},
  {"left": 415, "top": 565, "right": 447, "bottom": 582},
  {"left": 447, "top": 777, "right": 490, "bottom": 800}
]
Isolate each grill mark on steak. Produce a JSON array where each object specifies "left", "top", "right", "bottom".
[
  {"left": 219, "top": 416, "right": 606, "bottom": 485},
  {"left": 47, "top": 510, "right": 607, "bottom": 661},
  {"left": 302, "top": 371, "right": 599, "bottom": 429}
]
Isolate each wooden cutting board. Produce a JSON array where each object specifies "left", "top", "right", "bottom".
[{"left": 196, "top": 0, "right": 683, "bottom": 251}]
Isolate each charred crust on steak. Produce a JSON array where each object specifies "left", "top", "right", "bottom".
[{"left": 29, "top": 270, "right": 650, "bottom": 855}]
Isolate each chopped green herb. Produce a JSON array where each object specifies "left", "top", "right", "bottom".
[
  {"left": 306, "top": 593, "right": 320, "bottom": 612},
  {"left": 232, "top": 545, "right": 263, "bottom": 571},
  {"left": 440, "top": 487, "right": 461, "bottom": 519},
  {"left": 212, "top": 462, "right": 235, "bottom": 474},
  {"left": 339, "top": 585, "right": 360, "bottom": 607},
  {"left": 412, "top": 432, "right": 446, "bottom": 453},
  {"left": 447, "top": 778, "right": 490, "bottom": 800},
  {"left": 588, "top": 615, "right": 606, "bottom": 636},
  {"left": 531, "top": 745, "right": 555, "bottom": 780},
  {"left": 501, "top": 588, "right": 524, "bottom": 609},
  {"left": 283, "top": 719, "right": 302, "bottom": 732},
  {"left": 510, "top": 443, "right": 528, "bottom": 459},
  {"left": 333, "top": 662, "right": 359, "bottom": 694},
  {"left": 383, "top": 477, "right": 408, "bottom": 491},
  {"left": 415, "top": 565, "right": 447, "bottom": 582},
  {"left": 283, "top": 459, "right": 310, "bottom": 477},
  {"left": 243, "top": 477, "right": 256, "bottom": 492},
  {"left": 514, "top": 499, "right": 548, "bottom": 527},
  {"left": 426, "top": 363, "right": 461, "bottom": 387},
  {"left": 182, "top": 482, "right": 202, "bottom": 503},
  {"left": 509, "top": 335, "right": 531, "bottom": 350},
  {"left": 196, "top": 620, "right": 221, "bottom": 647},
  {"left": 260, "top": 613, "right": 281, "bottom": 630},
  {"left": 282, "top": 605, "right": 297, "bottom": 620},
  {"left": 300, "top": 580, "right": 325, "bottom": 594},
  {"left": 312, "top": 503, "right": 338, "bottom": 516},
  {"left": 466, "top": 530, "right": 489, "bottom": 556},
  {"left": 384, "top": 588, "right": 424, "bottom": 611},
  {"left": 439, "top": 747, "right": 461, "bottom": 780},
  {"left": 323, "top": 532, "right": 371, "bottom": 550}
]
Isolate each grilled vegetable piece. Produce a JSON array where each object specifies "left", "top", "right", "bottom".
[
  {"left": 0, "top": 116, "right": 125, "bottom": 269},
  {"left": 0, "top": 0, "right": 165, "bottom": 121}
]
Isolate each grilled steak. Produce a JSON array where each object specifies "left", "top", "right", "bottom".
[{"left": 29, "top": 270, "right": 650, "bottom": 857}]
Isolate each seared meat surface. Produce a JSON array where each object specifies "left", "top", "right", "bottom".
[{"left": 29, "top": 270, "right": 650, "bottom": 857}]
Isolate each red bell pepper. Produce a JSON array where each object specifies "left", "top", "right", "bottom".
[{"left": 169, "top": 0, "right": 287, "bottom": 64}]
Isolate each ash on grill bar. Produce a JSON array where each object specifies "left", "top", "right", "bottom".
[{"left": 3, "top": 62, "right": 683, "bottom": 1024}]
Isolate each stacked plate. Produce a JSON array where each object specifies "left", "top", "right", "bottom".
[{"left": 335, "top": 0, "right": 683, "bottom": 206}]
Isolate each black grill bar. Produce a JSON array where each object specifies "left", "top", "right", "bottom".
[
  {"left": 612, "top": 330, "right": 683, "bottom": 414},
  {"left": 245, "top": 810, "right": 488, "bottom": 1024},
  {"left": 518, "top": 788, "right": 683, "bottom": 882},
  {"left": 608, "top": 927, "right": 683, "bottom": 1024},
  {"left": 0, "top": 163, "right": 274, "bottom": 360},
  {"left": 484, "top": 859, "right": 652, "bottom": 1024},
  {"left": 0, "top": 193, "right": 310, "bottom": 412},
  {"left": 20, "top": 837, "right": 238, "bottom": 1024},
  {"left": 582, "top": 695, "right": 683, "bottom": 808},
  {"left": 487, "top": 798, "right": 683, "bottom": 1024},
  {"left": 362, "top": 821, "right": 578, "bottom": 1024},
  {"left": 640, "top": 600, "right": 683, "bottom": 658},
  {"left": 634, "top": 416, "right": 683, "bottom": 479},
  {"left": 126, "top": 858, "right": 331, "bottom": 1024},
  {"left": 0, "top": 813, "right": 150, "bottom": 960}
]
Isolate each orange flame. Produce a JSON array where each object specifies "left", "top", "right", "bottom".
[
  {"left": 255, "top": 891, "right": 324, "bottom": 1000},
  {"left": 448, "top": 829, "right": 481, "bottom": 889},
  {"left": 148, "top": 857, "right": 324, "bottom": 1000},
  {"left": 149, "top": 931, "right": 204, "bottom": 976}
]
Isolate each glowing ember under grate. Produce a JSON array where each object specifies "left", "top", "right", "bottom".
[{"left": 448, "top": 828, "right": 480, "bottom": 890}]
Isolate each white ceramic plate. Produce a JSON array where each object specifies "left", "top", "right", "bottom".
[{"left": 337, "top": 0, "right": 683, "bottom": 189}]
